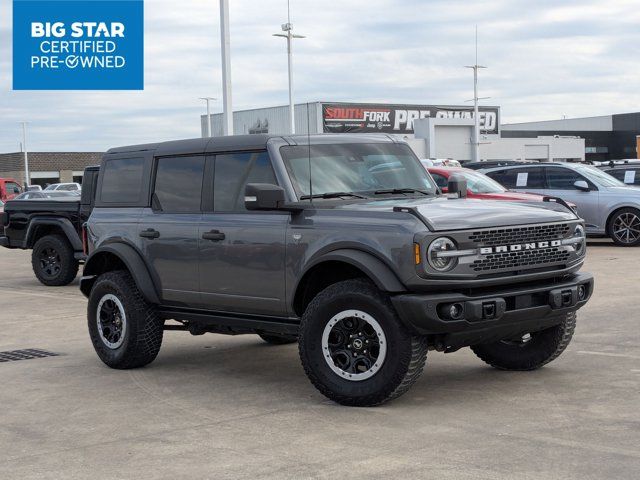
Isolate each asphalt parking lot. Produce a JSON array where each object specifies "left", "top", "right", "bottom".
[{"left": 0, "top": 241, "right": 639, "bottom": 479}]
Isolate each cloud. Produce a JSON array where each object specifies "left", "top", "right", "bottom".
[{"left": 0, "top": 0, "right": 638, "bottom": 151}]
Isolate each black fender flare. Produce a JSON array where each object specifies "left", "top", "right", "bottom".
[
  {"left": 298, "top": 248, "right": 406, "bottom": 294},
  {"left": 80, "top": 243, "right": 160, "bottom": 304},
  {"left": 25, "top": 217, "right": 82, "bottom": 251}
]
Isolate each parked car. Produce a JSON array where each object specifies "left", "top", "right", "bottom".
[
  {"left": 14, "top": 191, "right": 77, "bottom": 200},
  {"left": 602, "top": 166, "right": 640, "bottom": 187},
  {"left": 0, "top": 178, "right": 23, "bottom": 202},
  {"left": 0, "top": 166, "right": 99, "bottom": 285},
  {"left": 0, "top": 199, "right": 4, "bottom": 214},
  {"left": 79, "top": 134, "right": 592, "bottom": 407},
  {"left": 425, "top": 166, "right": 577, "bottom": 211},
  {"left": 480, "top": 162, "right": 640, "bottom": 246},
  {"left": 464, "top": 160, "right": 535, "bottom": 170},
  {"left": 44, "top": 182, "right": 81, "bottom": 192}
]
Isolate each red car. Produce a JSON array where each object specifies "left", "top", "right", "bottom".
[
  {"left": 426, "top": 166, "right": 577, "bottom": 209},
  {"left": 0, "top": 178, "right": 23, "bottom": 202}
]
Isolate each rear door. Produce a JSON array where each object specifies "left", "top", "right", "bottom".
[
  {"left": 138, "top": 155, "right": 205, "bottom": 305},
  {"left": 198, "top": 151, "right": 288, "bottom": 315},
  {"left": 544, "top": 166, "right": 600, "bottom": 229}
]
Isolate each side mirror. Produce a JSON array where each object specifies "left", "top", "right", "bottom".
[
  {"left": 13, "top": 187, "right": 20, "bottom": 194},
  {"left": 245, "top": 183, "right": 286, "bottom": 210},
  {"left": 447, "top": 174, "right": 468, "bottom": 198},
  {"left": 573, "top": 180, "right": 590, "bottom": 192}
]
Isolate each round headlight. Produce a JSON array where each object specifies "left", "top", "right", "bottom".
[
  {"left": 574, "top": 225, "right": 586, "bottom": 255},
  {"left": 427, "top": 237, "right": 458, "bottom": 272}
]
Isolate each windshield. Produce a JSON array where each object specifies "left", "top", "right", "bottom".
[
  {"left": 458, "top": 169, "right": 505, "bottom": 194},
  {"left": 280, "top": 143, "right": 436, "bottom": 198},
  {"left": 575, "top": 164, "right": 625, "bottom": 187}
]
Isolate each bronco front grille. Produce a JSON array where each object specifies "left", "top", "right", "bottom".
[
  {"left": 468, "top": 223, "right": 570, "bottom": 246},
  {"left": 471, "top": 248, "right": 571, "bottom": 272}
]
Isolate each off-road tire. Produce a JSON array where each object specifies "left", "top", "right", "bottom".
[
  {"left": 88, "top": 270, "right": 163, "bottom": 369},
  {"left": 258, "top": 333, "right": 298, "bottom": 345},
  {"left": 298, "top": 278, "right": 427, "bottom": 407},
  {"left": 31, "top": 234, "right": 79, "bottom": 286},
  {"left": 471, "top": 312, "right": 576, "bottom": 371},
  {"left": 607, "top": 207, "right": 640, "bottom": 246}
]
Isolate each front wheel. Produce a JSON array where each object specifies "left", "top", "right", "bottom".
[
  {"left": 88, "top": 270, "right": 163, "bottom": 369},
  {"left": 298, "top": 279, "right": 427, "bottom": 407},
  {"left": 471, "top": 312, "right": 576, "bottom": 371},
  {"left": 608, "top": 208, "right": 640, "bottom": 246}
]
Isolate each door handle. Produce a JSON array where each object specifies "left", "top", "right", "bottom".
[
  {"left": 139, "top": 228, "right": 160, "bottom": 239},
  {"left": 202, "top": 230, "right": 225, "bottom": 241}
]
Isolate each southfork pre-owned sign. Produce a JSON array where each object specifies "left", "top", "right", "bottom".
[{"left": 322, "top": 103, "right": 499, "bottom": 135}]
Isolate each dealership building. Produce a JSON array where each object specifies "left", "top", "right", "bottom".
[
  {"left": 203, "top": 102, "right": 640, "bottom": 163},
  {"left": 202, "top": 101, "right": 588, "bottom": 163},
  {"left": 0, "top": 152, "right": 103, "bottom": 187}
]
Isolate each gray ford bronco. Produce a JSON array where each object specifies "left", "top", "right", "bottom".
[{"left": 81, "top": 134, "right": 593, "bottom": 406}]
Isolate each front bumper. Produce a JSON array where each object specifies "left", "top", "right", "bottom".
[{"left": 392, "top": 272, "right": 594, "bottom": 352}]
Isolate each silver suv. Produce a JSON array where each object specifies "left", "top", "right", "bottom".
[{"left": 481, "top": 162, "right": 640, "bottom": 246}]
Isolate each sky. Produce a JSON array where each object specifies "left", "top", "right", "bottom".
[{"left": 0, "top": 0, "right": 639, "bottom": 152}]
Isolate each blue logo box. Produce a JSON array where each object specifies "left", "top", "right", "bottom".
[{"left": 13, "top": 0, "right": 144, "bottom": 90}]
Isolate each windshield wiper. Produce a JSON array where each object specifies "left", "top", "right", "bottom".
[
  {"left": 372, "top": 188, "right": 431, "bottom": 196},
  {"left": 299, "top": 191, "right": 368, "bottom": 200}
]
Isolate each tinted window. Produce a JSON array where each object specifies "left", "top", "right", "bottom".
[
  {"left": 488, "top": 167, "right": 545, "bottom": 189},
  {"left": 546, "top": 167, "right": 588, "bottom": 190},
  {"left": 101, "top": 157, "right": 144, "bottom": 203},
  {"left": 153, "top": 156, "right": 205, "bottom": 213},
  {"left": 5, "top": 182, "right": 21, "bottom": 194},
  {"left": 430, "top": 173, "right": 448, "bottom": 189},
  {"left": 214, "top": 151, "right": 277, "bottom": 211},
  {"left": 607, "top": 168, "right": 639, "bottom": 185}
]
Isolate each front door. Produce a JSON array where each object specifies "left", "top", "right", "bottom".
[
  {"left": 138, "top": 155, "right": 205, "bottom": 305},
  {"left": 544, "top": 166, "right": 600, "bottom": 230},
  {"left": 198, "top": 151, "right": 288, "bottom": 315}
]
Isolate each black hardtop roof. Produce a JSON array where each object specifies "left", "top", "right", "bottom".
[{"left": 105, "top": 133, "right": 399, "bottom": 156}]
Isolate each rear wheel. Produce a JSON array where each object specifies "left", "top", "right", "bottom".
[
  {"left": 608, "top": 208, "right": 640, "bottom": 246},
  {"left": 88, "top": 270, "right": 163, "bottom": 369},
  {"left": 31, "top": 234, "right": 79, "bottom": 286},
  {"left": 298, "top": 279, "right": 427, "bottom": 407},
  {"left": 471, "top": 312, "right": 576, "bottom": 371},
  {"left": 258, "top": 333, "right": 297, "bottom": 345}
]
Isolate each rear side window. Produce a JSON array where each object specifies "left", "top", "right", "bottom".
[
  {"left": 607, "top": 169, "right": 638, "bottom": 185},
  {"left": 153, "top": 156, "right": 205, "bottom": 212},
  {"left": 546, "top": 167, "right": 588, "bottom": 190},
  {"left": 101, "top": 158, "right": 144, "bottom": 203},
  {"left": 214, "top": 151, "right": 277, "bottom": 211},
  {"left": 488, "top": 167, "right": 545, "bottom": 189}
]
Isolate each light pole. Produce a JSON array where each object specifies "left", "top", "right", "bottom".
[
  {"left": 19, "top": 122, "right": 30, "bottom": 187},
  {"left": 464, "top": 26, "right": 488, "bottom": 163},
  {"left": 199, "top": 97, "right": 217, "bottom": 137},
  {"left": 219, "top": 0, "right": 233, "bottom": 136},
  {"left": 273, "top": 0, "right": 305, "bottom": 134}
]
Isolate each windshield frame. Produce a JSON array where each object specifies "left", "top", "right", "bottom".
[{"left": 279, "top": 142, "right": 437, "bottom": 200}]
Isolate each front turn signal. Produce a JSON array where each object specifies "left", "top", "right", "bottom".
[{"left": 414, "top": 243, "right": 421, "bottom": 265}]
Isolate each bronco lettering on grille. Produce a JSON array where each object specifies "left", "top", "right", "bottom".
[{"left": 479, "top": 240, "right": 562, "bottom": 254}]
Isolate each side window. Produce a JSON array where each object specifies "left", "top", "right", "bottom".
[
  {"left": 6, "top": 182, "right": 21, "bottom": 194},
  {"left": 609, "top": 169, "right": 638, "bottom": 185},
  {"left": 431, "top": 173, "right": 448, "bottom": 189},
  {"left": 214, "top": 151, "right": 277, "bottom": 211},
  {"left": 546, "top": 167, "right": 587, "bottom": 190},
  {"left": 101, "top": 157, "right": 144, "bottom": 203},
  {"left": 490, "top": 168, "right": 544, "bottom": 189},
  {"left": 153, "top": 156, "right": 205, "bottom": 213}
]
